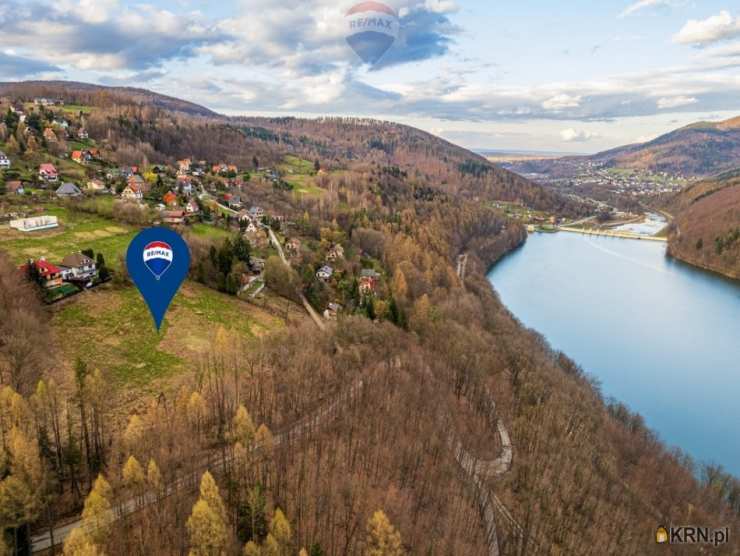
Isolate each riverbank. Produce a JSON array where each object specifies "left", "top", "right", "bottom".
[
  {"left": 487, "top": 232, "right": 740, "bottom": 477},
  {"left": 666, "top": 245, "right": 740, "bottom": 281}
]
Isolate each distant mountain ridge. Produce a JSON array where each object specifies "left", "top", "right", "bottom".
[
  {"left": 0, "top": 80, "right": 217, "bottom": 117},
  {"left": 588, "top": 116, "right": 740, "bottom": 177}
]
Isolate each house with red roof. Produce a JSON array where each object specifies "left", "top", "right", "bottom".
[
  {"left": 163, "top": 191, "right": 178, "bottom": 206},
  {"left": 34, "top": 258, "right": 64, "bottom": 289},
  {"left": 39, "top": 163, "right": 59, "bottom": 182}
]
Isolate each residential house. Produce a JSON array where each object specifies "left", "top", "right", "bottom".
[
  {"left": 34, "top": 97, "right": 61, "bottom": 107},
  {"left": 323, "top": 302, "right": 342, "bottom": 320},
  {"left": 359, "top": 268, "right": 381, "bottom": 296},
  {"left": 177, "top": 176, "right": 193, "bottom": 196},
  {"left": 249, "top": 257, "right": 265, "bottom": 274},
  {"left": 212, "top": 163, "right": 228, "bottom": 174},
  {"left": 121, "top": 184, "right": 143, "bottom": 202},
  {"left": 327, "top": 244, "right": 345, "bottom": 261},
  {"left": 39, "top": 163, "right": 59, "bottom": 182},
  {"left": 285, "top": 238, "right": 301, "bottom": 255},
  {"left": 242, "top": 219, "right": 258, "bottom": 234},
  {"left": 119, "top": 166, "right": 135, "bottom": 179},
  {"left": 185, "top": 199, "right": 200, "bottom": 215},
  {"left": 177, "top": 158, "right": 192, "bottom": 173},
  {"left": 71, "top": 150, "right": 87, "bottom": 164},
  {"left": 43, "top": 128, "right": 57, "bottom": 143},
  {"left": 77, "top": 128, "right": 89, "bottom": 140},
  {"left": 162, "top": 210, "right": 186, "bottom": 225},
  {"left": 56, "top": 182, "right": 82, "bottom": 198},
  {"left": 52, "top": 119, "right": 69, "bottom": 129},
  {"left": 228, "top": 195, "right": 242, "bottom": 210},
  {"left": 316, "top": 265, "right": 334, "bottom": 281},
  {"left": 237, "top": 210, "right": 252, "bottom": 222},
  {"left": 86, "top": 179, "right": 107, "bottom": 192},
  {"left": 249, "top": 206, "right": 265, "bottom": 221},
  {"left": 127, "top": 175, "right": 149, "bottom": 194},
  {"left": 34, "top": 259, "right": 64, "bottom": 288},
  {"left": 60, "top": 253, "right": 97, "bottom": 281},
  {"left": 0, "top": 151, "right": 10, "bottom": 169},
  {"left": 163, "top": 191, "right": 178, "bottom": 206},
  {"left": 6, "top": 181, "right": 24, "bottom": 195},
  {"left": 10, "top": 215, "right": 58, "bottom": 232}
]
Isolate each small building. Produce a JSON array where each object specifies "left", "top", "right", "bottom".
[
  {"left": 43, "top": 128, "right": 57, "bottom": 143},
  {"left": 323, "top": 302, "right": 342, "bottom": 320},
  {"left": 34, "top": 259, "right": 64, "bottom": 289},
  {"left": 285, "top": 238, "right": 301, "bottom": 255},
  {"left": 162, "top": 210, "right": 186, "bottom": 225},
  {"left": 177, "top": 176, "right": 193, "bottom": 196},
  {"left": 185, "top": 199, "right": 200, "bottom": 215},
  {"left": 249, "top": 206, "right": 265, "bottom": 221},
  {"left": 0, "top": 151, "right": 10, "bottom": 169},
  {"left": 121, "top": 184, "right": 143, "bottom": 201},
  {"left": 56, "top": 182, "right": 82, "bottom": 198},
  {"left": 249, "top": 257, "right": 265, "bottom": 274},
  {"left": 177, "top": 158, "right": 192, "bottom": 173},
  {"left": 163, "top": 191, "right": 178, "bottom": 206},
  {"left": 71, "top": 150, "right": 86, "bottom": 164},
  {"left": 39, "top": 163, "right": 59, "bottom": 182},
  {"left": 10, "top": 215, "right": 59, "bottom": 232},
  {"left": 86, "top": 179, "right": 107, "bottom": 192},
  {"left": 316, "top": 265, "right": 334, "bottom": 281},
  {"left": 327, "top": 244, "right": 345, "bottom": 261},
  {"left": 6, "top": 181, "right": 24, "bottom": 195},
  {"left": 61, "top": 253, "right": 97, "bottom": 281},
  {"left": 359, "top": 268, "right": 381, "bottom": 296},
  {"left": 242, "top": 220, "right": 258, "bottom": 234},
  {"left": 77, "top": 128, "right": 89, "bottom": 140},
  {"left": 228, "top": 195, "right": 242, "bottom": 210}
]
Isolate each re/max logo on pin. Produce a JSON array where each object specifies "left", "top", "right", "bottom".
[{"left": 656, "top": 525, "right": 730, "bottom": 547}]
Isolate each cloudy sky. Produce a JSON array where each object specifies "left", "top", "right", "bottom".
[{"left": 1, "top": 0, "right": 739, "bottom": 153}]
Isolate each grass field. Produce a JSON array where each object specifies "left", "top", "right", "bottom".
[
  {"left": 277, "top": 155, "right": 326, "bottom": 196},
  {"left": 191, "top": 222, "right": 232, "bottom": 240},
  {"left": 52, "top": 281, "right": 282, "bottom": 386},
  {"left": 61, "top": 104, "right": 93, "bottom": 114},
  {"left": 0, "top": 205, "right": 135, "bottom": 268}
]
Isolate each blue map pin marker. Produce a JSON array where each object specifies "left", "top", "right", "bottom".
[{"left": 126, "top": 227, "right": 190, "bottom": 331}]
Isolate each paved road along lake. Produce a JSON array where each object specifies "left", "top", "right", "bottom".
[{"left": 488, "top": 232, "right": 740, "bottom": 476}]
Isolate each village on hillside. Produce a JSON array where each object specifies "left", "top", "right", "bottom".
[{"left": 0, "top": 96, "right": 385, "bottom": 320}]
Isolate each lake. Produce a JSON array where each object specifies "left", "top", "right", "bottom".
[{"left": 488, "top": 231, "right": 740, "bottom": 476}]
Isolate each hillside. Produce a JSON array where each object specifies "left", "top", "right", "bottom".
[
  {"left": 509, "top": 116, "right": 740, "bottom": 179},
  {"left": 592, "top": 116, "right": 740, "bottom": 177},
  {"left": 0, "top": 80, "right": 217, "bottom": 117},
  {"left": 667, "top": 170, "right": 740, "bottom": 279},
  {"left": 1, "top": 81, "right": 739, "bottom": 555}
]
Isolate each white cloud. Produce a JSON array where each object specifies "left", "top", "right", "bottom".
[
  {"left": 673, "top": 11, "right": 740, "bottom": 46},
  {"left": 542, "top": 94, "right": 582, "bottom": 110},
  {"left": 560, "top": 128, "right": 599, "bottom": 142},
  {"left": 619, "top": 0, "right": 676, "bottom": 18},
  {"left": 657, "top": 95, "right": 697, "bottom": 109}
]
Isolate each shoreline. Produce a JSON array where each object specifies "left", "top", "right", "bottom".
[{"left": 482, "top": 230, "right": 740, "bottom": 480}]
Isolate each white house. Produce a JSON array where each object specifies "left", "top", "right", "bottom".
[
  {"left": 316, "top": 265, "right": 334, "bottom": 281},
  {"left": 0, "top": 151, "right": 10, "bottom": 169},
  {"left": 121, "top": 184, "right": 143, "bottom": 201},
  {"left": 10, "top": 215, "right": 59, "bottom": 232},
  {"left": 60, "top": 253, "right": 97, "bottom": 280}
]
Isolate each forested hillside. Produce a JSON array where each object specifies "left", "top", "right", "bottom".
[
  {"left": 0, "top": 82, "right": 738, "bottom": 555},
  {"left": 667, "top": 169, "right": 740, "bottom": 279}
]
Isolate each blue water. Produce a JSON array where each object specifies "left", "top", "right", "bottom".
[{"left": 488, "top": 232, "right": 740, "bottom": 476}]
